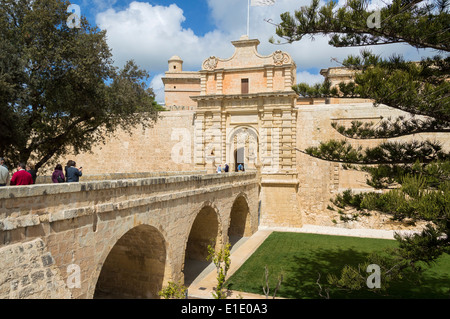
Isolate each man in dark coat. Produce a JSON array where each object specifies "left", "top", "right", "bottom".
[{"left": 66, "top": 161, "right": 83, "bottom": 182}]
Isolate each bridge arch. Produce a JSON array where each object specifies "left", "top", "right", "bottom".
[
  {"left": 92, "top": 224, "right": 167, "bottom": 299},
  {"left": 228, "top": 192, "right": 252, "bottom": 248},
  {"left": 183, "top": 201, "right": 222, "bottom": 286}
]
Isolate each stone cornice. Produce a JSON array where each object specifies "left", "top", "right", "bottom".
[
  {"left": 191, "top": 91, "right": 297, "bottom": 102},
  {"left": 198, "top": 64, "right": 296, "bottom": 74},
  {"left": 162, "top": 77, "right": 200, "bottom": 83}
]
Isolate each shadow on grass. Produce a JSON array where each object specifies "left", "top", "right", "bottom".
[{"left": 283, "top": 247, "right": 450, "bottom": 299}]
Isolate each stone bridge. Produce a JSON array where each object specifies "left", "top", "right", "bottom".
[{"left": 0, "top": 171, "right": 260, "bottom": 299}]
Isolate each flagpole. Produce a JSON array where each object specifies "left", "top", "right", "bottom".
[{"left": 247, "top": 0, "right": 250, "bottom": 36}]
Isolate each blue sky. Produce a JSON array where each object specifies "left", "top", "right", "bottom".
[
  {"left": 81, "top": 1, "right": 216, "bottom": 36},
  {"left": 73, "top": 0, "right": 436, "bottom": 103}
]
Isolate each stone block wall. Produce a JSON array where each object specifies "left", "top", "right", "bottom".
[
  {"left": 48, "top": 111, "right": 197, "bottom": 175},
  {"left": 0, "top": 172, "right": 259, "bottom": 299},
  {"left": 296, "top": 102, "right": 450, "bottom": 229},
  {"left": 163, "top": 75, "right": 200, "bottom": 108},
  {"left": 0, "top": 239, "right": 71, "bottom": 299},
  {"left": 260, "top": 182, "right": 300, "bottom": 228},
  {"left": 37, "top": 170, "right": 206, "bottom": 184}
]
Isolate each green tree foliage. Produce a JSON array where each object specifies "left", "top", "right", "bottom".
[
  {"left": 158, "top": 281, "right": 188, "bottom": 299},
  {"left": 207, "top": 242, "right": 231, "bottom": 299},
  {"left": 0, "top": 0, "right": 162, "bottom": 171},
  {"left": 276, "top": 0, "right": 449, "bottom": 293}
]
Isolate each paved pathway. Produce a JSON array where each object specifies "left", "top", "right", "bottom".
[{"left": 187, "top": 225, "right": 418, "bottom": 299}]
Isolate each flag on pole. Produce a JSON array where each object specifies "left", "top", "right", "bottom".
[{"left": 251, "top": 0, "right": 276, "bottom": 6}]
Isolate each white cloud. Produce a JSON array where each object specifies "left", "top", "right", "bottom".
[
  {"left": 150, "top": 73, "right": 165, "bottom": 104},
  {"left": 297, "top": 71, "right": 324, "bottom": 85},
  {"left": 96, "top": 2, "right": 199, "bottom": 71},
  {"left": 95, "top": 1, "right": 235, "bottom": 103}
]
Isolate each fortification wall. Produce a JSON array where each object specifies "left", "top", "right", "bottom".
[
  {"left": 35, "top": 103, "right": 448, "bottom": 232},
  {"left": 53, "top": 111, "right": 196, "bottom": 176},
  {"left": 296, "top": 102, "right": 449, "bottom": 230}
]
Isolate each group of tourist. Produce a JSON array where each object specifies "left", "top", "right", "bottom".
[
  {"left": 56, "top": 160, "right": 83, "bottom": 184},
  {"left": 216, "top": 163, "right": 245, "bottom": 173},
  {"left": 0, "top": 157, "right": 83, "bottom": 187},
  {"left": 216, "top": 163, "right": 229, "bottom": 173},
  {"left": 1, "top": 156, "right": 246, "bottom": 186}
]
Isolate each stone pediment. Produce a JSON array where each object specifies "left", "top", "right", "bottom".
[{"left": 201, "top": 35, "right": 294, "bottom": 71}]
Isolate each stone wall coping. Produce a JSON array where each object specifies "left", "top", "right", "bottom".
[
  {"left": 36, "top": 170, "right": 207, "bottom": 184},
  {"left": 295, "top": 102, "right": 389, "bottom": 111},
  {"left": 192, "top": 91, "right": 297, "bottom": 101},
  {"left": 159, "top": 110, "right": 196, "bottom": 117},
  {"left": 260, "top": 179, "right": 299, "bottom": 186},
  {"left": 0, "top": 171, "right": 257, "bottom": 200}
]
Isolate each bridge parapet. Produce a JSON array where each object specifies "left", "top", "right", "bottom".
[
  {"left": 0, "top": 170, "right": 259, "bottom": 299},
  {"left": 0, "top": 171, "right": 258, "bottom": 244},
  {"left": 35, "top": 170, "right": 208, "bottom": 184}
]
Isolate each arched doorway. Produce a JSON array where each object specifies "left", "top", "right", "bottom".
[
  {"left": 93, "top": 225, "right": 166, "bottom": 299},
  {"left": 183, "top": 205, "right": 220, "bottom": 286},
  {"left": 228, "top": 195, "right": 251, "bottom": 248},
  {"left": 227, "top": 126, "right": 258, "bottom": 172}
]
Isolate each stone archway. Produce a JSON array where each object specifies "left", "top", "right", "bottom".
[
  {"left": 227, "top": 126, "right": 259, "bottom": 172},
  {"left": 228, "top": 194, "right": 252, "bottom": 248},
  {"left": 93, "top": 225, "right": 166, "bottom": 299},
  {"left": 183, "top": 204, "right": 220, "bottom": 286}
]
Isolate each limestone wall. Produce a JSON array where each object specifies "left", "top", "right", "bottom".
[
  {"left": 260, "top": 182, "right": 300, "bottom": 228},
  {"left": 27, "top": 101, "right": 448, "bottom": 233},
  {"left": 51, "top": 111, "right": 197, "bottom": 176},
  {"left": 0, "top": 172, "right": 259, "bottom": 298},
  {"left": 296, "top": 102, "right": 449, "bottom": 229},
  {"left": 37, "top": 170, "right": 206, "bottom": 184},
  {"left": 163, "top": 74, "right": 200, "bottom": 108},
  {"left": 0, "top": 239, "right": 71, "bottom": 299}
]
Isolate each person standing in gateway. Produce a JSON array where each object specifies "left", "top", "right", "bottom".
[{"left": 66, "top": 161, "right": 83, "bottom": 182}]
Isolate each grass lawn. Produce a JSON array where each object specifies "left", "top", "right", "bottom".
[{"left": 225, "top": 232, "right": 450, "bottom": 299}]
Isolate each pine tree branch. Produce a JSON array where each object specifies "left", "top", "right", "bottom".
[
  {"left": 331, "top": 118, "right": 450, "bottom": 140},
  {"left": 276, "top": 0, "right": 450, "bottom": 52}
]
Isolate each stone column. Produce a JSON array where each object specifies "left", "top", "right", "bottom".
[
  {"left": 194, "top": 112, "right": 205, "bottom": 170},
  {"left": 259, "top": 94, "right": 301, "bottom": 228}
]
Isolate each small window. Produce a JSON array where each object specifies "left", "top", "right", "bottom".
[
  {"left": 241, "top": 78, "right": 249, "bottom": 94},
  {"left": 173, "top": 65, "right": 177, "bottom": 69}
]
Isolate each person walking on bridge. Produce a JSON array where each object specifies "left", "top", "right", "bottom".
[
  {"left": 66, "top": 161, "right": 83, "bottom": 182},
  {"left": 0, "top": 163, "right": 9, "bottom": 186},
  {"left": 10, "top": 163, "right": 33, "bottom": 186}
]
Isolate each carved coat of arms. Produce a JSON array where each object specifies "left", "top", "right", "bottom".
[
  {"left": 202, "top": 56, "right": 219, "bottom": 70},
  {"left": 273, "top": 50, "right": 291, "bottom": 66}
]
